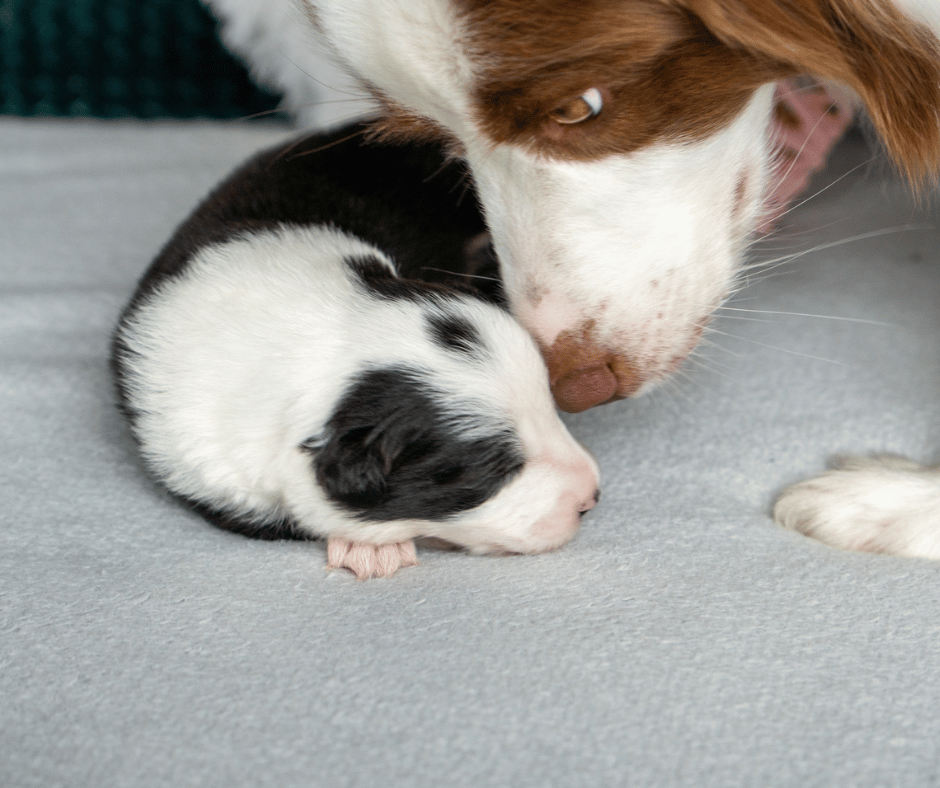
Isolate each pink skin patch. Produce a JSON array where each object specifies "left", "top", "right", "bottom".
[
  {"left": 327, "top": 537, "right": 419, "bottom": 580},
  {"left": 762, "top": 77, "right": 855, "bottom": 231}
]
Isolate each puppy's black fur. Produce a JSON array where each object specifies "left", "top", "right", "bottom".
[{"left": 121, "top": 123, "right": 498, "bottom": 313}]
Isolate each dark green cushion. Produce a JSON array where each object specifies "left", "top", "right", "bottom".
[{"left": 1, "top": 0, "right": 282, "bottom": 119}]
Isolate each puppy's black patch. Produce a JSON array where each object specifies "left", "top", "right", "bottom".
[
  {"left": 304, "top": 366, "right": 524, "bottom": 522},
  {"left": 346, "top": 253, "right": 484, "bottom": 309},
  {"left": 346, "top": 255, "right": 422, "bottom": 302},
  {"left": 426, "top": 312, "right": 483, "bottom": 357}
]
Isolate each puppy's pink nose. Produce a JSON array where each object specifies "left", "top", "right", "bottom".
[
  {"left": 529, "top": 463, "right": 601, "bottom": 549},
  {"left": 543, "top": 330, "right": 642, "bottom": 413},
  {"left": 580, "top": 487, "right": 601, "bottom": 515}
]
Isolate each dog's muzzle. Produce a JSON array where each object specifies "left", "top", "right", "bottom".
[{"left": 543, "top": 320, "right": 704, "bottom": 412}]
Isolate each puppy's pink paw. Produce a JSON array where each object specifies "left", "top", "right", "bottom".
[{"left": 326, "top": 537, "right": 418, "bottom": 579}]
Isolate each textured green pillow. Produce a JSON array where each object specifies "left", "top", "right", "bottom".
[{"left": 1, "top": 0, "right": 282, "bottom": 119}]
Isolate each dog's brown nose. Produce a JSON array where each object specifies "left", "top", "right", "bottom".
[
  {"left": 551, "top": 365, "right": 617, "bottom": 412},
  {"left": 543, "top": 330, "right": 642, "bottom": 413},
  {"left": 550, "top": 361, "right": 643, "bottom": 412}
]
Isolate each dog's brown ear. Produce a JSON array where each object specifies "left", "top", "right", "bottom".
[{"left": 683, "top": 0, "right": 940, "bottom": 187}]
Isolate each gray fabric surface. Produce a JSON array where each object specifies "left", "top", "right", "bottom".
[{"left": 3, "top": 119, "right": 940, "bottom": 788}]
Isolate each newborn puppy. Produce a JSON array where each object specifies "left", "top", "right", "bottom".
[{"left": 112, "top": 123, "right": 600, "bottom": 579}]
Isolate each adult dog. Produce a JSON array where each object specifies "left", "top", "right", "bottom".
[{"left": 207, "top": 0, "right": 940, "bottom": 559}]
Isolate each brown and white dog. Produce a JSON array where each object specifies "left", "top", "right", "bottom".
[{"left": 207, "top": 0, "right": 940, "bottom": 559}]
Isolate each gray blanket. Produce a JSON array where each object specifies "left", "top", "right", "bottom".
[{"left": 4, "top": 119, "right": 940, "bottom": 787}]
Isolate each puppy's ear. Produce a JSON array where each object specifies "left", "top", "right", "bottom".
[
  {"left": 685, "top": 0, "right": 940, "bottom": 186},
  {"left": 301, "top": 367, "right": 444, "bottom": 516},
  {"left": 302, "top": 418, "right": 429, "bottom": 512}
]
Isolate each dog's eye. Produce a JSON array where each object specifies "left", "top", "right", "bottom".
[{"left": 550, "top": 88, "right": 603, "bottom": 125}]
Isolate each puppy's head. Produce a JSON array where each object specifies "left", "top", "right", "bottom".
[
  {"left": 299, "top": 268, "right": 600, "bottom": 555},
  {"left": 305, "top": 366, "right": 526, "bottom": 524},
  {"left": 310, "top": 0, "right": 940, "bottom": 411}
]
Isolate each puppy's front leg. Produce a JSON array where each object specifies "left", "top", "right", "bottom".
[
  {"left": 326, "top": 538, "right": 419, "bottom": 580},
  {"left": 774, "top": 454, "right": 940, "bottom": 558}
]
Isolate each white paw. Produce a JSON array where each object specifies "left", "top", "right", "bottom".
[
  {"left": 326, "top": 537, "right": 418, "bottom": 580},
  {"left": 773, "top": 454, "right": 940, "bottom": 558}
]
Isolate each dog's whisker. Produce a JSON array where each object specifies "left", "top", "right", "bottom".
[
  {"left": 279, "top": 51, "right": 373, "bottom": 100},
  {"left": 686, "top": 347, "right": 739, "bottom": 379},
  {"left": 716, "top": 306, "right": 897, "bottom": 328},
  {"left": 422, "top": 157, "right": 461, "bottom": 186},
  {"left": 733, "top": 268, "right": 800, "bottom": 292},
  {"left": 750, "top": 216, "right": 862, "bottom": 247},
  {"left": 445, "top": 166, "right": 471, "bottom": 189},
  {"left": 766, "top": 96, "right": 845, "bottom": 205},
  {"left": 738, "top": 225, "right": 926, "bottom": 280},
  {"left": 744, "top": 224, "right": 930, "bottom": 272},
  {"left": 225, "top": 107, "right": 294, "bottom": 123},
  {"left": 768, "top": 156, "right": 877, "bottom": 222},
  {"left": 224, "top": 96, "right": 370, "bottom": 125},
  {"left": 420, "top": 267, "right": 501, "bottom": 283},
  {"left": 711, "top": 313, "right": 782, "bottom": 324},
  {"left": 698, "top": 322, "right": 748, "bottom": 354},
  {"left": 706, "top": 327, "right": 846, "bottom": 366},
  {"left": 282, "top": 128, "right": 369, "bottom": 161},
  {"left": 681, "top": 357, "right": 734, "bottom": 397},
  {"left": 454, "top": 172, "right": 476, "bottom": 206},
  {"left": 650, "top": 369, "right": 697, "bottom": 409}
]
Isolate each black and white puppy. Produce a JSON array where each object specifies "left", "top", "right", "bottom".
[{"left": 112, "top": 123, "right": 600, "bottom": 579}]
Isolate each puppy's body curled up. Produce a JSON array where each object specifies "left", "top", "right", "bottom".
[{"left": 112, "top": 124, "right": 600, "bottom": 579}]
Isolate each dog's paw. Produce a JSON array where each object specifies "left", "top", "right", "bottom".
[
  {"left": 326, "top": 537, "right": 418, "bottom": 579},
  {"left": 774, "top": 454, "right": 940, "bottom": 558}
]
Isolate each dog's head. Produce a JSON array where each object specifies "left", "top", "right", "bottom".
[{"left": 308, "top": 0, "right": 940, "bottom": 411}]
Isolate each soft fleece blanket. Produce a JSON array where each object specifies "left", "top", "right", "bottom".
[{"left": 3, "top": 119, "right": 940, "bottom": 787}]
